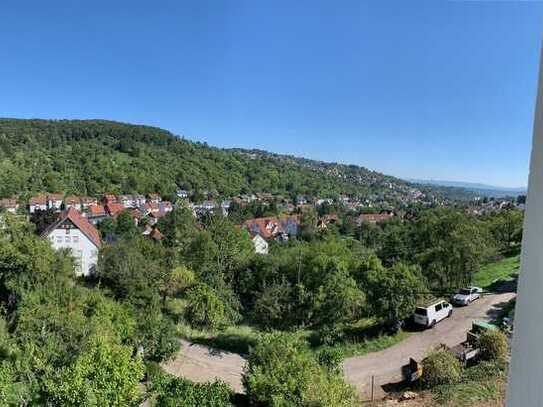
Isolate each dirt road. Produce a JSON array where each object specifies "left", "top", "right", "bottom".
[
  {"left": 342, "top": 291, "right": 516, "bottom": 399},
  {"left": 162, "top": 291, "right": 514, "bottom": 399},
  {"left": 161, "top": 339, "right": 246, "bottom": 393}
]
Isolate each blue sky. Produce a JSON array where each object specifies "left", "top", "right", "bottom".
[{"left": 2, "top": 1, "right": 542, "bottom": 187}]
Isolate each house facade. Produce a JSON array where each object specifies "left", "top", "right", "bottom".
[
  {"left": 251, "top": 234, "right": 269, "bottom": 255},
  {"left": 42, "top": 208, "right": 101, "bottom": 276}
]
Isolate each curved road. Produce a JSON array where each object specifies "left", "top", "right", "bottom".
[{"left": 163, "top": 291, "right": 515, "bottom": 398}]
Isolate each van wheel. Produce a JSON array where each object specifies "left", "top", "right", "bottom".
[
  {"left": 430, "top": 320, "right": 436, "bottom": 329},
  {"left": 448, "top": 310, "right": 453, "bottom": 318}
]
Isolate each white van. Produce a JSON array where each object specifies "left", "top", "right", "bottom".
[{"left": 414, "top": 300, "right": 453, "bottom": 328}]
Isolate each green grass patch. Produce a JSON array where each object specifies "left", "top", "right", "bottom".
[
  {"left": 178, "top": 324, "right": 260, "bottom": 355},
  {"left": 316, "top": 330, "right": 409, "bottom": 359},
  {"left": 473, "top": 254, "right": 520, "bottom": 290}
]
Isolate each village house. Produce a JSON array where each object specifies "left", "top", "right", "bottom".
[
  {"left": 317, "top": 214, "right": 339, "bottom": 230},
  {"left": 147, "top": 193, "right": 161, "bottom": 204},
  {"left": 316, "top": 198, "right": 334, "bottom": 206},
  {"left": 127, "top": 208, "right": 143, "bottom": 225},
  {"left": 119, "top": 194, "right": 137, "bottom": 208},
  {"left": 29, "top": 195, "right": 47, "bottom": 213},
  {"left": 242, "top": 215, "right": 300, "bottom": 242},
  {"left": 133, "top": 194, "right": 146, "bottom": 207},
  {"left": 176, "top": 189, "right": 189, "bottom": 199},
  {"left": 0, "top": 198, "right": 19, "bottom": 214},
  {"left": 80, "top": 196, "right": 98, "bottom": 209},
  {"left": 106, "top": 202, "right": 125, "bottom": 218},
  {"left": 251, "top": 234, "right": 269, "bottom": 255},
  {"left": 103, "top": 194, "right": 118, "bottom": 205},
  {"left": 86, "top": 204, "right": 108, "bottom": 224},
  {"left": 296, "top": 196, "right": 308, "bottom": 205},
  {"left": 191, "top": 200, "right": 217, "bottom": 217},
  {"left": 64, "top": 195, "right": 82, "bottom": 211},
  {"left": 47, "top": 193, "right": 64, "bottom": 211},
  {"left": 41, "top": 208, "right": 101, "bottom": 276}
]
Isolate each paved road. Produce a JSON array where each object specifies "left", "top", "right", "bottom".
[
  {"left": 163, "top": 291, "right": 515, "bottom": 399},
  {"left": 342, "top": 291, "right": 516, "bottom": 399}
]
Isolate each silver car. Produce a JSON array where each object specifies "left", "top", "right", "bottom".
[{"left": 452, "top": 287, "right": 482, "bottom": 306}]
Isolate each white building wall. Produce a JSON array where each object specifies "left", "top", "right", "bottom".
[
  {"left": 47, "top": 227, "right": 98, "bottom": 276},
  {"left": 252, "top": 235, "right": 269, "bottom": 255},
  {"left": 29, "top": 204, "right": 47, "bottom": 214}
]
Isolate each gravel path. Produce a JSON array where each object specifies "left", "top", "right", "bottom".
[
  {"left": 342, "top": 291, "right": 516, "bottom": 399},
  {"left": 161, "top": 339, "right": 246, "bottom": 393}
]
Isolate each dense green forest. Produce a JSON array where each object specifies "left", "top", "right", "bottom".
[{"left": 0, "top": 118, "right": 454, "bottom": 201}]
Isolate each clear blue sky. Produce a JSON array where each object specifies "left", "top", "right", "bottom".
[{"left": 2, "top": 1, "right": 542, "bottom": 187}]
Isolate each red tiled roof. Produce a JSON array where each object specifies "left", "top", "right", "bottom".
[
  {"left": 242, "top": 215, "right": 300, "bottom": 240},
  {"left": 103, "top": 194, "right": 118, "bottom": 204},
  {"left": 106, "top": 203, "right": 125, "bottom": 217},
  {"left": 42, "top": 207, "right": 101, "bottom": 248},
  {"left": 88, "top": 204, "right": 106, "bottom": 217}
]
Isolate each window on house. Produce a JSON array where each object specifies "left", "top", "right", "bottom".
[
  {"left": 56, "top": 237, "right": 62, "bottom": 243},
  {"left": 73, "top": 236, "right": 79, "bottom": 243},
  {"left": 65, "top": 236, "right": 71, "bottom": 243}
]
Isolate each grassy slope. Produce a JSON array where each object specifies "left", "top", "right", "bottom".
[{"left": 472, "top": 254, "right": 520, "bottom": 290}]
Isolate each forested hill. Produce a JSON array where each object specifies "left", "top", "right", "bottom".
[{"left": 0, "top": 118, "right": 446, "bottom": 201}]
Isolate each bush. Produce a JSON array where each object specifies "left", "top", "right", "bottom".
[
  {"left": 422, "top": 349, "right": 463, "bottom": 388},
  {"left": 184, "top": 284, "right": 231, "bottom": 330},
  {"left": 317, "top": 347, "right": 344, "bottom": 374},
  {"left": 479, "top": 329, "right": 509, "bottom": 363},
  {"left": 137, "top": 306, "right": 180, "bottom": 362},
  {"left": 242, "top": 332, "right": 358, "bottom": 406},
  {"left": 153, "top": 374, "right": 233, "bottom": 407}
]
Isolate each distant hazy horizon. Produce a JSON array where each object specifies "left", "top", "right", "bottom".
[{"left": 1, "top": 1, "right": 541, "bottom": 188}]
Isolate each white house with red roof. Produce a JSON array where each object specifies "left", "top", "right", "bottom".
[
  {"left": 41, "top": 208, "right": 101, "bottom": 276},
  {"left": 29, "top": 195, "right": 47, "bottom": 213}
]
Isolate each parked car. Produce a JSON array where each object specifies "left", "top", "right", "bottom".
[
  {"left": 414, "top": 300, "right": 453, "bottom": 328},
  {"left": 451, "top": 287, "right": 482, "bottom": 306}
]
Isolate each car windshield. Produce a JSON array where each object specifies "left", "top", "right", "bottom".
[
  {"left": 415, "top": 308, "right": 427, "bottom": 316},
  {"left": 459, "top": 289, "right": 471, "bottom": 295}
]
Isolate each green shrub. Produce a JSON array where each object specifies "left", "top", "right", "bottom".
[
  {"left": 184, "top": 284, "right": 230, "bottom": 330},
  {"left": 479, "top": 329, "right": 509, "bottom": 363},
  {"left": 242, "top": 332, "right": 358, "bottom": 406},
  {"left": 153, "top": 374, "right": 233, "bottom": 407},
  {"left": 422, "top": 349, "right": 462, "bottom": 388},
  {"left": 317, "top": 347, "right": 344, "bottom": 374}
]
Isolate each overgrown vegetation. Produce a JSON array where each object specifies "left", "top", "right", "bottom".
[{"left": 422, "top": 326, "right": 510, "bottom": 406}]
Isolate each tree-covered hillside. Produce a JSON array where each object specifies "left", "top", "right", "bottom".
[{"left": 0, "top": 118, "right": 421, "bottom": 201}]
